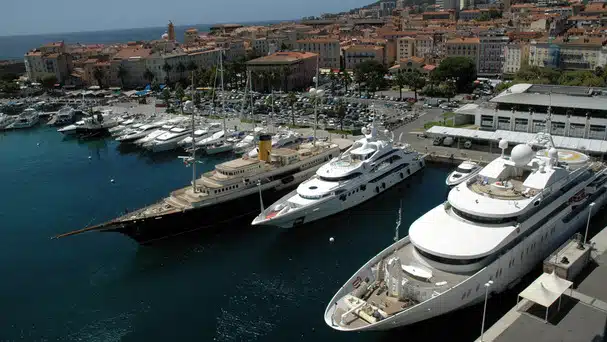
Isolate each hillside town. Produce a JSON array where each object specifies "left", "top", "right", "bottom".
[{"left": 10, "top": 0, "right": 607, "bottom": 94}]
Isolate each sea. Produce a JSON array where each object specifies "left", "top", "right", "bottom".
[
  {"left": 0, "top": 22, "right": 281, "bottom": 60},
  {"left": 1, "top": 126, "right": 606, "bottom": 341}
]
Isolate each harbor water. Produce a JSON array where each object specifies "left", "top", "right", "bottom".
[{"left": 2, "top": 126, "right": 604, "bottom": 341}]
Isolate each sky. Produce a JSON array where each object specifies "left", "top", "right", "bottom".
[{"left": 1, "top": 0, "right": 371, "bottom": 36}]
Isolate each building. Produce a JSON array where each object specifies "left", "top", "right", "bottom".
[
  {"left": 455, "top": 84, "right": 607, "bottom": 142},
  {"left": 343, "top": 45, "right": 385, "bottom": 70},
  {"left": 167, "top": 21, "right": 175, "bottom": 41},
  {"left": 184, "top": 28, "right": 199, "bottom": 45},
  {"left": 478, "top": 30, "right": 510, "bottom": 77},
  {"left": 252, "top": 37, "right": 270, "bottom": 56},
  {"left": 459, "top": 9, "right": 483, "bottom": 21},
  {"left": 24, "top": 41, "right": 72, "bottom": 83},
  {"left": 380, "top": 0, "right": 397, "bottom": 16},
  {"left": 528, "top": 37, "right": 607, "bottom": 71},
  {"left": 396, "top": 37, "right": 416, "bottom": 60},
  {"left": 110, "top": 44, "right": 152, "bottom": 88},
  {"left": 295, "top": 38, "right": 340, "bottom": 69},
  {"left": 246, "top": 51, "right": 318, "bottom": 92},
  {"left": 503, "top": 42, "right": 529, "bottom": 74},
  {"left": 415, "top": 35, "right": 435, "bottom": 59},
  {"left": 389, "top": 56, "right": 435, "bottom": 75},
  {"left": 422, "top": 11, "right": 455, "bottom": 20},
  {"left": 445, "top": 37, "right": 480, "bottom": 71}
]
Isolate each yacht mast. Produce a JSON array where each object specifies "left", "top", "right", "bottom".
[
  {"left": 190, "top": 71, "right": 197, "bottom": 193},
  {"left": 394, "top": 199, "right": 402, "bottom": 242},
  {"left": 313, "top": 54, "right": 319, "bottom": 145},
  {"left": 220, "top": 49, "right": 226, "bottom": 138}
]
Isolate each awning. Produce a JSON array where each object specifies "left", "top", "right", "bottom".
[{"left": 517, "top": 271, "right": 573, "bottom": 322}]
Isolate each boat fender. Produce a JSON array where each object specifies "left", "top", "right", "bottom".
[
  {"left": 400, "top": 172, "right": 404, "bottom": 179},
  {"left": 382, "top": 182, "right": 386, "bottom": 189},
  {"left": 352, "top": 276, "right": 362, "bottom": 288},
  {"left": 407, "top": 168, "right": 411, "bottom": 175}
]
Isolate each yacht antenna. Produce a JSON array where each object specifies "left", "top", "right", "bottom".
[{"left": 394, "top": 200, "right": 402, "bottom": 242}]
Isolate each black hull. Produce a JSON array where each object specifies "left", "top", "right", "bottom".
[{"left": 102, "top": 187, "right": 292, "bottom": 244}]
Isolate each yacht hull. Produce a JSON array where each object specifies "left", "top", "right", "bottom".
[{"left": 100, "top": 187, "right": 292, "bottom": 244}]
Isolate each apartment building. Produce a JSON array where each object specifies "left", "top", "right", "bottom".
[
  {"left": 503, "top": 42, "right": 529, "bottom": 74},
  {"left": 110, "top": 44, "right": 152, "bottom": 88},
  {"left": 295, "top": 38, "right": 340, "bottom": 69},
  {"left": 415, "top": 35, "right": 434, "bottom": 59},
  {"left": 246, "top": 51, "right": 317, "bottom": 92},
  {"left": 528, "top": 36, "right": 607, "bottom": 71},
  {"left": 445, "top": 37, "right": 480, "bottom": 71},
  {"left": 478, "top": 30, "right": 509, "bottom": 77},
  {"left": 24, "top": 41, "right": 73, "bottom": 83},
  {"left": 396, "top": 37, "right": 416, "bottom": 60},
  {"left": 343, "top": 45, "right": 385, "bottom": 70}
]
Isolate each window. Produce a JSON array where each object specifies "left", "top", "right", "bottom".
[{"left": 416, "top": 247, "right": 486, "bottom": 265}]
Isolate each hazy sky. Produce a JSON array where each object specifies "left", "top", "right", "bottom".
[{"left": 2, "top": 0, "right": 370, "bottom": 36}]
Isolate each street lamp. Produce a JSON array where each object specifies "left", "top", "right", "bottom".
[
  {"left": 584, "top": 202, "right": 596, "bottom": 244},
  {"left": 309, "top": 86, "right": 325, "bottom": 144},
  {"left": 480, "top": 280, "right": 494, "bottom": 342}
]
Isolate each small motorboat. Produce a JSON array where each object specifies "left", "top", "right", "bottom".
[{"left": 445, "top": 160, "right": 482, "bottom": 186}]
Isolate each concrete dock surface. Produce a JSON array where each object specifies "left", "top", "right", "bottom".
[{"left": 476, "top": 228, "right": 607, "bottom": 342}]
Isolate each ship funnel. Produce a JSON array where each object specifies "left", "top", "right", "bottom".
[{"left": 258, "top": 134, "right": 272, "bottom": 162}]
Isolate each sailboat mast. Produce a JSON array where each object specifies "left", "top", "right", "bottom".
[
  {"left": 313, "top": 54, "right": 319, "bottom": 145},
  {"left": 395, "top": 199, "right": 402, "bottom": 242},
  {"left": 220, "top": 49, "right": 226, "bottom": 136},
  {"left": 190, "top": 71, "right": 196, "bottom": 193}
]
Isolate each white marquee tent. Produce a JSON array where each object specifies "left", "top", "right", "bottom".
[{"left": 517, "top": 271, "right": 573, "bottom": 322}]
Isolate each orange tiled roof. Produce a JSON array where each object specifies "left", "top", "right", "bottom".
[
  {"left": 446, "top": 37, "right": 480, "bottom": 44},
  {"left": 247, "top": 51, "right": 318, "bottom": 64}
]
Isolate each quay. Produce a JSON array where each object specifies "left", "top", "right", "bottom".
[{"left": 475, "top": 225, "right": 607, "bottom": 342}]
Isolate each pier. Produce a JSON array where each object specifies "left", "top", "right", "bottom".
[{"left": 475, "top": 226, "right": 607, "bottom": 342}]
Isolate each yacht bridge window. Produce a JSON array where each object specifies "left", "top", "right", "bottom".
[
  {"left": 350, "top": 152, "right": 374, "bottom": 161},
  {"left": 319, "top": 172, "right": 362, "bottom": 182},
  {"left": 455, "top": 166, "right": 472, "bottom": 173},
  {"left": 451, "top": 207, "right": 517, "bottom": 225},
  {"left": 416, "top": 247, "right": 487, "bottom": 265}
]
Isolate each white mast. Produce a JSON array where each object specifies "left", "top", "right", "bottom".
[
  {"left": 394, "top": 199, "right": 402, "bottom": 242},
  {"left": 313, "top": 54, "right": 319, "bottom": 145},
  {"left": 220, "top": 49, "right": 226, "bottom": 138},
  {"left": 190, "top": 71, "right": 196, "bottom": 193}
]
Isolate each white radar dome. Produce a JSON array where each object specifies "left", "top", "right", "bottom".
[
  {"left": 511, "top": 143, "right": 534, "bottom": 166},
  {"left": 498, "top": 139, "right": 509, "bottom": 150},
  {"left": 548, "top": 147, "right": 558, "bottom": 160}
]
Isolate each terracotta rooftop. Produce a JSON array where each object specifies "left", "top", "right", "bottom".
[
  {"left": 113, "top": 46, "right": 152, "bottom": 60},
  {"left": 344, "top": 45, "right": 384, "bottom": 52},
  {"left": 568, "top": 15, "right": 600, "bottom": 20},
  {"left": 400, "top": 56, "right": 425, "bottom": 64},
  {"left": 247, "top": 51, "right": 317, "bottom": 65},
  {"left": 446, "top": 37, "right": 480, "bottom": 44},
  {"left": 296, "top": 38, "right": 339, "bottom": 43}
]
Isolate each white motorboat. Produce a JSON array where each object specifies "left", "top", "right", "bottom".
[
  {"left": 109, "top": 118, "right": 137, "bottom": 135},
  {"left": 58, "top": 120, "right": 84, "bottom": 134},
  {"left": 205, "top": 142, "right": 234, "bottom": 155},
  {"left": 178, "top": 123, "right": 222, "bottom": 147},
  {"left": 6, "top": 109, "right": 39, "bottom": 129},
  {"left": 49, "top": 107, "right": 76, "bottom": 126},
  {"left": 146, "top": 127, "right": 192, "bottom": 152},
  {"left": 253, "top": 124, "right": 424, "bottom": 228},
  {"left": 324, "top": 132, "right": 607, "bottom": 331},
  {"left": 116, "top": 121, "right": 167, "bottom": 143},
  {"left": 134, "top": 125, "right": 174, "bottom": 146},
  {"left": 445, "top": 160, "right": 482, "bottom": 186}
]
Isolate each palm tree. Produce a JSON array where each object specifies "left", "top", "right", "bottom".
[
  {"left": 93, "top": 67, "right": 105, "bottom": 88},
  {"left": 162, "top": 62, "right": 172, "bottom": 85},
  {"left": 395, "top": 71, "right": 407, "bottom": 100},
  {"left": 335, "top": 101, "right": 346, "bottom": 131},
  {"left": 405, "top": 70, "right": 426, "bottom": 102},
  {"left": 176, "top": 62, "right": 187, "bottom": 82},
  {"left": 286, "top": 92, "right": 297, "bottom": 126},
  {"left": 281, "top": 66, "right": 292, "bottom": 92},
  {"left": 116, "top": 64, "right": 128, "bottom": 89},
  {"left": 144, "top": 68, "right": 155, "bottom": 84},
  {"left": 328, "top": 69, "right": 337, "bottom": 92},
  {"left": 342, "top": 70, "right": 352, "bottom": 92}
]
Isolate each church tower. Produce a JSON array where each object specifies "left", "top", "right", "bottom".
[{"left": 168, "top": 21, "right": 175, "bottom": 41}]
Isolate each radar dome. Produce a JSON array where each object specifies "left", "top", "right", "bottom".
[
  {"left": 498, "top": 139, "right": 509, "bottom": 150},
  {"left": 511, "top": 144, "right": 534, "bottom": 166},
  {"left": 548, "top": 147, "right": 558, "bottom": 160}
]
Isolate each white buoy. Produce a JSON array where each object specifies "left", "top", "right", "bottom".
[
  {"left": 88, "top": 156, "right": 92, "bottom": 160},
  {"left": 110, "top": 179, "right": 115, "bottom": 183},
  {"left": 329, "top": 237, "right": 335, "bottom": 243},
  {"left": 36, "top": 143, "right": 40, "bottom": 146}
]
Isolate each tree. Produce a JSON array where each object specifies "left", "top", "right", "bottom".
[
  {"left": 342, "top": 69, "right": 352, "bottom": 92},
  {"left": 286, "top": 92, "right": 297, "bottom": 126},
  {"left": 176, "top": 62, "right": 187, "bottom": 81},
  {"left": 151, "top": 79, "right": 160, "bottom": 92},
  {"left": 187, "top": 61, "right": 198, "bottom": 73},
  {"left": 431, "top": 57, "right": 476, "bottom": 93},
  {"left": 335, "top": 101, "right": 347, "bottom": 131},
  {"left": 394, "top": 71, "right": 407, "bottom": 100},
  {"left": 354, "top": 60, "right": 388, "bottom": 95},
  {"left": 281, "top": 66, "right": 292, "bottom": 92},
  {"left": 40, "top": 74, "right": 58, "bottom": 89},
  {"left": 144, "top": 68, "right": 155, "bottom": 84},
  {"left": 0, "top": 81, "right": 19, "bottom": 93},
  {"left": 514, "top": 65, "right": 560, "bottom": 84},
  {"left": 161, "top": 87, "right": 171, "bottom": 107},
  {"left": 328, "top": 69, "right": 337, "bottom": 92},
  {"left": 440, "top": 80, "right": 456, "bottom": 102},
  {"left": 193, "top": 91, "right": 201, "bottom": 107},
  {"left": 162, "top": 62, "right": 172, "bottom": 84},
  {"left": 175, "top": 83, "right": 185, "bottom": 103},
  {"left": 280, "top": 42, "right": 289, "bottom": 50},
  {"left": 116, "top": 64, "right": 128, "bottom": 88},
  {"left": 404, "top": 70, "right": 426, "bottom": 101},
  {"left": 93, "top": 67, "right": 105, "bottom": 88}
]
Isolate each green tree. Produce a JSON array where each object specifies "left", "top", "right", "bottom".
[
  {"left": 404, "top": 70, "right": 426, "bottom": 101},
  {"left": 175, "top": 83, "right": 185, "bottom": 103},
  {"left": 187, "top": 61, "right": 198, "bottom": 73},
  {"left": 394, "top": 71, "right": 407, "bottom": 100},
  {"left": 162, "top": 62, "right": 172, "bottom": 84},
  {"left": 439, "top": 80, "right": 456, "bottom": 102},
  {"left": 280, "top": 42, "right": 289, "bottom": 50},
  {"left": 144, "top": 68, "right": 155, "bottom": 84},
  {"left": 116, "top": 64, "right": 128, "bottom": 88},
  {"left": 514, "top": 65, "right": 560, "bottom": 84},
  {"left": 335, "top": 100, "right": 347, "bottom": 131},
  {"left": 93, "top": 67, "right": 105, "bottom": 88},
  {"left": 342, "top": 69, "right": 352, "bottom": 92},
  {"left": 161, "top": 87, "right": 171, "bottom": 107},
  {"left": 176, "top": 62, "right": 187, "bottom": 81},
  {"left": 431, "top": 57, "right": 476, "bottom": 93},
  {"left": 286, "top": 92, "right": 297, "bottom": 126},
  {"left": 328, "top": 69, "right": 337, "bottom": 92},
  {"left": 151, "top": 79, "right": 161, "bottom": 92},
  {"left": 193, "top": 91, "right": 201, "bottom": 107},
  {"left": 0, "top": 81, "right": 19, "bottom": 93},
  {"left": 280, "top": 66, "right": 292, "bottom": 92},
  {"left": 354, "top": 60, "right": 388, "bottom": 95},
  {"left": 40, "top": 74, "right": 58, "bottom": 89}
]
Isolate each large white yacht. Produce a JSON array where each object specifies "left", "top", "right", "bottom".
[
  {"left": 324, "top": 132, "right": 607, "bottom": 331},
  {"left": 252, "top": 124, "right": 424, "bottom": 228},
  {"left": 145, "top": 127, "right": 191, "bottom": 152}
]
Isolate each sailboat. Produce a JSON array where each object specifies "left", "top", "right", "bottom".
[{"left": 204, "top": 50, "right": 234, "bottom": 155}]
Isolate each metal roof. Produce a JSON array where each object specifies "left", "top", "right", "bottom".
[
  {"left": 426, "top": 126, "right": 607, "bottom": 153},
  {"left": 491, "top": 83, "right": 607, "bottom": 111}
]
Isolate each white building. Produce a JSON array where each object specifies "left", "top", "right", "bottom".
[
  {"left": 455, "top": 84, "right": 607, "bottom": 141},
  {"left": 503, "top": 43, "right": 528, "bottom": 74}
]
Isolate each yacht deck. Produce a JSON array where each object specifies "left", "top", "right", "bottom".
[
  {"left": 469, "top": 178, "right": 529, "bottom": 200},
  {"left": 334, "top": 242, "right": 470, "bottom": 329}
]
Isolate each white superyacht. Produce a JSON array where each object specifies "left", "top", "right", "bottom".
[
  {"left": 252, "top": 123, "right": 424, "bottom": 228},
  {"left": 325, "top": 132, "right": 607, "bottom": 331}
]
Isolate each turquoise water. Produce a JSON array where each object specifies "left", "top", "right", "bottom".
[{"left": 1, "top": 125, "right": 582, "bottom": 341}]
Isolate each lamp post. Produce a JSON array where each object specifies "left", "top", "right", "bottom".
[
  {"left": 584, "top": 202, "right": 596, "bottom": 244},
  {"left": 309, "top": 85, "right": 324, "bottom": 145},
  {"left": 480, "top": 280, "right": 494, "bottom": 342}
]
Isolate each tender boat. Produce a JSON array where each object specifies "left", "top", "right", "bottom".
[{"left": 445, "top": 160, "right": 482, "bottom": 186}]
